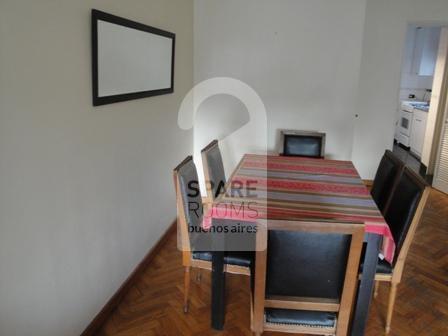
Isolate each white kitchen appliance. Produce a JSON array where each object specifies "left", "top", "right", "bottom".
[
  {"left": 397, "top": 103, "right": 414, "bottom": 146},
  {"left": 396, "top": 101, "right": 429, "bottom": 148}
]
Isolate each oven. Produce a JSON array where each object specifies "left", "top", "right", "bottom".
[
  {"left": 397, "top": 104, "right": 414, "bottom": 147},
  {"left": 399, "top": 110, "right": 413, "bottom": 137}
]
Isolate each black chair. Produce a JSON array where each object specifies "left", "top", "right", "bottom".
[
  {"left": 279, "top": 130, "right": 326, "bottom": 158},
  {"left": 368, "top": 167, "right": 429, "bottom": 334},
  {"left": 370, "top": 150, "right": 405, "bottom": 214},
  {"left": 201, "top": 140, "right": 226, "bottom": 202},
  {"left": 173, "top": 156, "right": 253, "bottom": 313},
  {"left": 251, "top": 220, "right": 364, "bottom": 336}
]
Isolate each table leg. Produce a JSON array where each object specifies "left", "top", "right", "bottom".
[
  {"left": 350, "top": 233, "right": 381, "bottom": 336},
  {"left": 211, "top": 251, "right": 225, "bottom": 330}
]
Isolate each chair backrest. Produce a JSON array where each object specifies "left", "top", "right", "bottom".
[
  {"left": 173, "top": 156, "right": 204, "bottom": 254},
  {"left": 279, "top": 130, "right": 326, "bottom": 158},
  {"left": 371, "top": 150, "right": 405, "bottom": 214},
  {"left": 384, "top": 167, "right": 429, "bottom": 269},
  {"left": 252, "top": 220, "right": 364, "bottom": 335},
  {"left": 201, "top": 140, "right": 226, "bottom": 200}
]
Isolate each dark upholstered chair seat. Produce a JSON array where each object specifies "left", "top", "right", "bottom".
[
  {"left": 376, "top": 259, "right": 393, "bottom": 274},
  {"left": 265, "top": 309, "right": 336, "bottom": 328},
  {"left": 192, "top": 251, "right": 253, "bottom": 267},
  {"left": 360, "top": 258, "right": 393, "bottom": 274},
  {"left": 359, "top": 244, "right": 393, "bottom": 274}
]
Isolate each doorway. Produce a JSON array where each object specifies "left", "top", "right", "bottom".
[{"left": 394, "top": 24, "right": 448, "bottom": 193}]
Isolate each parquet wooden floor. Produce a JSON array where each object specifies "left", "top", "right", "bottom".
[{"left": 98, "top": 189, "right": 448, "bottom": 336}]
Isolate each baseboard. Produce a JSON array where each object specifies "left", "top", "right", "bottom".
[
  {"left": 81, "top": 220, "right": 177, "bottom": 336},
  {"left": 397, "top": 143, "right": 410, "bottom": 151}
]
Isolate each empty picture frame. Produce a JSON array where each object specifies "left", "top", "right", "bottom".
[{"left": 91, "top": 9, "right": 175, "bottom": 106}]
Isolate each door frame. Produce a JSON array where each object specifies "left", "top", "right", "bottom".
[
  {"left": 432, "top": 72, "right": 448, "bottom": 192},
  {"left": 422, "top": 26, "right": 448, "bottom": 179}
]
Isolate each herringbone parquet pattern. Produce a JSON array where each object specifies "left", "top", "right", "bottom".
[{"left": 98, "top": 189, "right": 448, "bottom": 336}]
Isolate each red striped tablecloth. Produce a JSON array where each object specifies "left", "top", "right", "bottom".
[{"left": 203, "top": 154, "right": 396, "bottom": 263}]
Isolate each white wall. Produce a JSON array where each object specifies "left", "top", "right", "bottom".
[
  {"left": 352, "top": 0, "right": 448, "bottom": 177},
  {"left": 194, "top": 0, "right": 368, "bottom": 179},
  {"left": 0, "top": 1, "right": 193, "bottom": 335},
  {"left": 195, "top": 0, "right": 448, "bottom": 179}
]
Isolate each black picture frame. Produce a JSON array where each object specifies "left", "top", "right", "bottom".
[{"left": 91, "top": 9, "right": 175, "bottom": 106}]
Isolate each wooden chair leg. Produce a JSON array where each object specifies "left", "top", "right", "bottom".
[
  {"left": 184, "top": 266, "right": 191, "bottom": 313},
  {"left": 374, "top": 280, "right": 380, "bottom": 298},
  {"left": 385, "top": 282, "right": 398, "bottom": 334}
]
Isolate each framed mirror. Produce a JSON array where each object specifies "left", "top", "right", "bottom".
[{"left": 92, "top": 9, "right": 175, "bottom": 106}]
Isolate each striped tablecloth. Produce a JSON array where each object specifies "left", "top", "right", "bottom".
[{"left": 203, "top": 154, "right": 396, "bottom": 263}]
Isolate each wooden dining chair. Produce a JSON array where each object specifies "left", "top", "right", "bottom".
[
  {"left": 201, "top": 140, "right": 226, "bottom": 205},
  {"left": 251, "top": 220, "right": 365, "bottom": 336},
  {"left": 173, "top": 156, "right": 252, "bottom": 313},
  {"left": 370, "top": 150, "right": 405, "bottom": 214},
  {"left": 368, "top": 167, "right": 430, "bottom": 334},
  {"left": 279, "top": 130, "right": 326, "bottom": 158}
]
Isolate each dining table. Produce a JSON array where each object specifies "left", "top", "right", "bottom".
[{"left": 202, "top": 154, "right": 396, "bottom": 336}]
